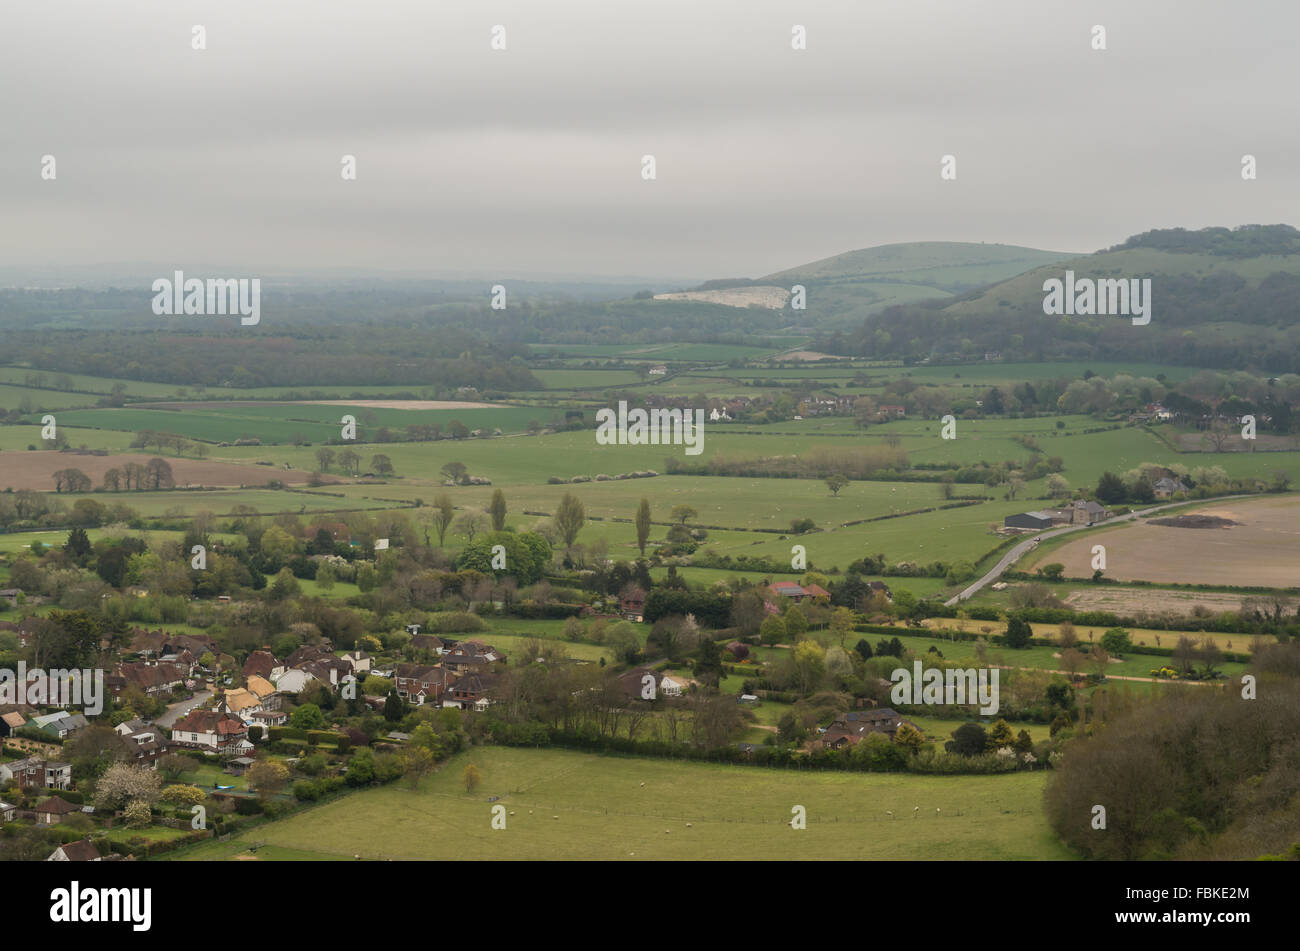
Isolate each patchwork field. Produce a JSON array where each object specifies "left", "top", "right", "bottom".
[
  {"left": 167, "top": 747, "right": 1070, "bottom": 861},
  {"left": 1040, "top": 495, "right": 1300, "bottom": 587}
]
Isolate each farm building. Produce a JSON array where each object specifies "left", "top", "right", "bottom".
[{"left": 1004, "top": 512, "right": 1054, "bottom": 531}]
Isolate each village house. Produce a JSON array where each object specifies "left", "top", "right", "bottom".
[
  {"left": 394, "top": 663, "right": 452, "bottom": 706},
  {"left": 46, "top": 838, "right": 106, "bottom": 862},
  {"left": 218, "top": 688, "right": 264, "bottom": 721},
  {"left": 766, "top": 581, "right": 829, "bottom": 603},
  {"left": 442, "top": 641, "right": 503, "bottom": 675},
  {"left": 343, "top": 649, "right": 372, "bottom": 674},
  {"left": 34, "top": 795, "right": 82, "bottom": 825},
  {"left": 0, "top": 588, "right": 22, "bottom": 608},
  {"left": 107, "top": 661, "right": 187, "bottom": 699},
  {"left": 170, "top": 707, "right": 250, "bottom": 756},
  {"left": 1069, "top": 499, "right": 1112, "bottom": 524},
  {"left": 242, "top": 649, "right": 285, "bottom": 682},
  {"left": 444, "top": 672, "right": 497, "bottom": 711},
  {"left": 1153, "top": 477, "right": 1189, "bottom": 499},
  {"left": 271, "top": 667, "right": 318, "bottom": 694},
  {"left": 114, "top": 719, "right": 170, "bottom": 768},
  {"left": 0, "top": 800, "right": 16, "bottom": 822},
  {"left": 410, "top": 633, "right": 447, "bottom": 656},
  {"left": 617, "top": 666, "right": 667, "bottom": 701},
  {"left": 620, "top": 587, "right": 647, "bottom": 622},
  {"left": 821, "top": 709, "right": 916, "bottom": 749},
  {"left": 300, "top": 655, "right": 353, "bottom": 687},
  {"left": 0, "top": 757, "right": 73, "bottom": 790},
  {"left": 283, "top": 644, "right": 335, "bottom": 670},
  {"left": 244, "top": 675, "right": 279, "bottom": 709},
  {"left": 659, "top": 674, "right": 689, "bottom": 697}
]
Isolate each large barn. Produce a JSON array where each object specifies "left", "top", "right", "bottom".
[{"left": 1004, "top": 511, "right": 1054, "bottom": 531}]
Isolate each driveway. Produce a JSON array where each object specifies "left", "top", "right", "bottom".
[{"left": 156, "top": 689, "right": 212, "bottom": 728}]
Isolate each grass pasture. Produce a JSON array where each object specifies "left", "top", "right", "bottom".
[{"left": 167, "top": 747, "right": 1070, "bottom": 861}]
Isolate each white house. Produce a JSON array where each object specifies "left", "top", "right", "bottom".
[
  {"left": 659, "top": 675, "right": 687, "bottom": 697},
  {"left": 272, "top": 668, "right": 318, "bottom": 694}
]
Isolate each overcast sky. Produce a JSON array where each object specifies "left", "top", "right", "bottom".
[{"left": 2, "top": 0, "right": 1297, "bottom": 282}]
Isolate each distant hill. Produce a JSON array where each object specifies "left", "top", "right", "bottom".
[
  {"left": 823, "top": 225, "right": 1300, "bottom": 373},
  {"left": 761, "top": 240, "right": 1073, "bottom": 289},
  {"left": 653, "top": 241, "right": 1073, "bottom": 329}
]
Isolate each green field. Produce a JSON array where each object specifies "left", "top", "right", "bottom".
[{"left": 167, "top": 746, "right": 1071, "bottom": 861}]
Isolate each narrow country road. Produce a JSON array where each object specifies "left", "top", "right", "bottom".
[{"left": 944, "top": 495, "right": 1254, "bottom": 607}]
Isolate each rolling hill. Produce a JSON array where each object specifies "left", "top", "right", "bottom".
[
  {"left": 823, "top": 225, "right": 1300, "bottom": 372},
  {"left": 657, "top": 241, "right": 1074, "bottom": 331}
]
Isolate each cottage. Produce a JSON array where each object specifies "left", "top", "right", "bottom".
[
  {"left": 1153, "top": 477, "right": 1188, "bottom": 499},
  {"left": 35, "top": 796, "right": 82, "bottom": 825},
  {"left": 620, "top": 588, "right": 647, "bottom": 622},
  {"left": 47, "top": 838, "right": 104, "bottom": 862},
  {"left": 343, "top": 649, "right": 372, "bottom": 674},
  {"left": 0, "top": 800, "right": 16, "bottom": 821},
  {"left": 244, "top": 675, "right": 279, "bottom": 706},
  {"left": 659, "top": 674, "right": 689, "bottom": 697},
  {"left": 1070, "top": 499, "right": 1112, "bottom": 524},
  {"left": 219, "top": 688, "right": 264, "bottom": 721}
]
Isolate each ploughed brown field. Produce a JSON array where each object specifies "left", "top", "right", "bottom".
[
  {"left": 1046, "top": 495, "right": 1300, "bottom": 588},
  {"left": 0, "top": 451, "right": 339, "bottom": 491}
]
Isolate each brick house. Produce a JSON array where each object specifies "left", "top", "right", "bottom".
[{"left": 394, "top": 663, "right": 451, "bottom": 706}]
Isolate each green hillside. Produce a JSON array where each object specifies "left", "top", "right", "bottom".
[
  {"left": 827, "top": 225, "right": 1300, "bottom": 371},
  {"left": 763, "top": 240, "right": 1075, "bottom": 290}
]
